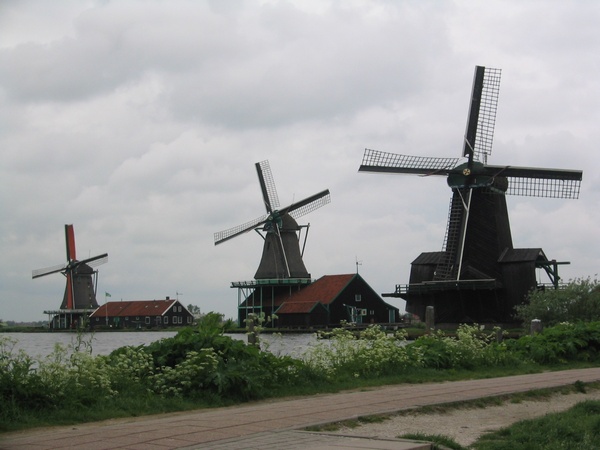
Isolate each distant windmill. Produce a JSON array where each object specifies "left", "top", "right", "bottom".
[
  {"left": 33, "top": 224, "right": 108, "bottom": 311},
  {"left": 359, "top": 66, "right": 583, "bottom": 323},
  {"left": 215, "top": 160, "right": 330, "bottom": 279}
]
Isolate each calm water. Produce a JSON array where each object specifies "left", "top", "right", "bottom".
[{"left": 3, "top": 331, "right": 320, "bottom": 358}]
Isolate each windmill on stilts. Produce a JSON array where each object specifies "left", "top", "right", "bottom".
[{"left": 215, "top": 160, "right": 330, "bottom": 325}]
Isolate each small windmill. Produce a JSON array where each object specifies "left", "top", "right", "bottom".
[
  {"left": 359, "top": 66, "right": 583, "bottom": 323},
  {"left": 215, "top": 160, "right": 330, "bottom": 279},
  {"left": 33, "top": 224, "right": 108, "bottom": 311}
]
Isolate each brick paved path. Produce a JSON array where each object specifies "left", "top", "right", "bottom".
[{"left": 2, "top": 368, "right": 600, "bottom": 450}]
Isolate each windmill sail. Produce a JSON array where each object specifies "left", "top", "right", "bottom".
[
  {"left": 214, "top": 160, "right": 330, "bottom": 280},
  {"left": 358, "top": 65, "right": 583, "bottom": 323},
  {"left": 32, "top": 224, "right": 108, "bottom": 311}
]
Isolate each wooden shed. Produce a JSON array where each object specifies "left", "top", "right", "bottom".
[
  {"left": 89, "top": 297, "right": 193, "bottom": 329},
  {"left": 274, "top": 274, "right": 400, "bottom": 327}
]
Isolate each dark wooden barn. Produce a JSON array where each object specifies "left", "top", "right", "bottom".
[
  {"left": 89, "top": 298, "right": 193, "bottom": 329},
  {"left": 237, "top": 274, "right": 399, "bottom": 328},
  {"left": 392, "top": 246, "right": 561, "bottom": 324}
]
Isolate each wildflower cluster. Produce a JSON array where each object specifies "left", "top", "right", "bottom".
[
  {"left": 303, "top": 325, "right": 423, "bottom": 379},
  {"left": 411, "top": 324, "right": 517, "bottom": 369},
  {"left": 149, "top": 348, "right": 219, "bottom": 397}
]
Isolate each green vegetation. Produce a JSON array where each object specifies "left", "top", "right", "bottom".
[
  {"left": 515, "top": 276, "right": 600, "bottom": 326},
  {"left": 472, "top": 400, "right": 600, "bottom": 449},
  {"left": 396, "top": 399, "right": 600, "bottom": 450},
  {"left": 3, "top": 309, "right": 600, "bottom": 435},
  {"left": 401, "top": 432, "right": 464, "bottom": 450}
]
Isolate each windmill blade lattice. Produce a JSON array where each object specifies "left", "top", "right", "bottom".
[
  {"left": 464, "top": 66, "right": 501, "bottom": 163},
  {"left": 32, "top": 263, "right": 67, "bottom": 279},
  {"left": 360, "top": 148, "right": 459, "bottom": 176},
  {"left": 214, "top": 160, "right": 330, "bottom": 244},
  {"left": 81, "top": 253, "right": 109, "bottom": 268},
  {"left": 505, "top": 176, "right": 581, "bottom": 199},
  {"left": 256, "top": 160, "right": 280, "bottom": 213},
  {"left": 287, "top": 190, "right": 331, "bottom": 220},
  {"left": 214, "top": 214, "right": 269, "bottom": 245}
]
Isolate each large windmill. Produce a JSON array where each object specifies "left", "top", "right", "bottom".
[
  {"left": 33, "top": 224, "right": 108, "bottom": 328},
  {"left": 359, "top": 66, "right": 583, "bottom": 323},
  {"left": 215, "top": 161, "right": 330, "bottom": 325},
  {"left": 215, "top": 160, "right": 330, "bottom": 280}
]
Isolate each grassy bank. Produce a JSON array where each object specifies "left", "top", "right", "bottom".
[{"left": 2, "top": 319, "right": 600, "bottom": 433}]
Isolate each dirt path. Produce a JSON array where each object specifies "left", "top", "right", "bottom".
[{"left": 331, "top": 389, "right": 600, "bottom": 447}]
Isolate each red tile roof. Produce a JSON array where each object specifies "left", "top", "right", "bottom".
[
  {"left": 90, "top": 299, "right": 181, "bottom": 318},
  {"left": 285, "top": 274, "right": 355, "bottom": 305},
  {"left": 276, "top": 301, "right": 322, "bottom": 314},
  {"left": 274, "top": 274, "right": 356, "bottom": 314}
]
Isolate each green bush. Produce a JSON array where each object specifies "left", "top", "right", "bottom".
[
  {"left": 506, "top": 321, "right": 600, "bottom": 364},
  {"left": 302, "top": 326, "right": 423, "bottom": 380},
  {"left": 133, "top": 314, "right": 305, "bottom": 401},
  {"left": 5, "top": 319, "right": 600, "bottom": 432},
  {"left": 515, "top": 276, "right": 600, "bottom": 326},
  {"left": 410, "top": 324, "right": 519, "bottom": 370}
]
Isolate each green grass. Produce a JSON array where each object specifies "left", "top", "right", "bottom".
[
  {"left": 2, "top": 362, "right": 597, "bottom": 434},
  {"left": 397, "top": 398, "right": 600, "bottom": 450},
  {"left": 4, "top": 320, "right": 600, "bottom": 435},
  {"left": 305, "top": 382, "right": 600, "bottom": 450},
  {"left": 472, "top": 400, "right": 600, "bottom": 449},
  {"left": 400, "top": 433, "right": 464, "bottom": 450}
]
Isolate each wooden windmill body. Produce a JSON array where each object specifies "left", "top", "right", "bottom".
[
  {"left": 215, "top": 161, "right": 330, "bottom": 324},
  {"left": 360, "top": 66, "right": 583, "bottom": 323},
  {"left": 33, "top": 224, "right": 108, "bottom": 328}
]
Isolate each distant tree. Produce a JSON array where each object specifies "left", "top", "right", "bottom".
[
  {"left": 515, "top": 276, "right": 600, "bottom": 326},
  {"left": 187, "top": 304, "right": 202, "bottom": 318}
]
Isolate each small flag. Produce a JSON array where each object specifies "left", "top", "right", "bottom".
[{"left": 105, "top": 292, "right": 111, "bottom": 297}]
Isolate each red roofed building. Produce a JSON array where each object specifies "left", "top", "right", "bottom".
[
  {"left": 89, "top": 297, "right": 193, "bottom": 329},
  {"left": 238, "top": 274, "right": 400, "bottom": 328}
]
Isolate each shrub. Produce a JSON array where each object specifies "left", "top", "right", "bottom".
[
  {"left": 303, "top": 325, "right": 423, "bottom": 379},
  {"left": 142, "top": 317, "right": 304, "bottom": 400},
  {"left": 515, "top": 276, "right": 600, "bottom": 326},
  {"left": 411, "top": 324, "right": 519, "bottom": 370},
  {"left": 506, "top": 321, "right": 600, "bottom": 364}
]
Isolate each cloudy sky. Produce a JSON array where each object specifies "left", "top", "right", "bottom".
[{"left": 1, "top": 0, "right": 598, "bottom": 322}]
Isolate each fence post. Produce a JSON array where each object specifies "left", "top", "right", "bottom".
[
  {"left": 425, "top": 306, "right": 435, "bottom": 333},
  {"left": 530, "top": 319, "right": 543, "bottom": 335},
  {"left": 247, "top": 315, "right": 257, "bottom": 346},
  {"left": 495, "top": 328, "right": 503, "bottom": 343}
]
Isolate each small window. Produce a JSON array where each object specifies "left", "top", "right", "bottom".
[
  {"left": 187, "top": 316, "right": 192, "bottom": 324},
  {"left": 355, "top": 294, "right": 362, "bottom": 302},
  {"left": 370, "top": 310, "right": 375, "bottom": 315},
  {"left": 145, "top": 317, "right": 150, "bottom": 324},
  {"left": 164, "top": 316, "right": 169, "bottom": 325}
]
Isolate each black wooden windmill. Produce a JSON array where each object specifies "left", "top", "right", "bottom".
[
  {"left": 214, "top": 160, "right": 330, "bottom": 280},
  {"left": 33, "top": 224, "right": 108, "bottom": 313},
  {"left": 359, "top": 66, "right": 583, "bottom": 323}
]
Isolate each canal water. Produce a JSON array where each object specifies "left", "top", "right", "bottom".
[{"left": 3, "top": 331, "right": 321, "bottom": 359}]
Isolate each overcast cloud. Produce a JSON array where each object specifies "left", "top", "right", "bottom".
[{"left": 1, "top": 0, "right": 598, "bottom": 322}]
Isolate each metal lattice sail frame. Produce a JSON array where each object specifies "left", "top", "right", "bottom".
[
  {"left": 359, "top": 64, "right": 583, "bottom": 285},
  {"left": 214, "top": 161, "right": 330, "bottom": 245}
]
